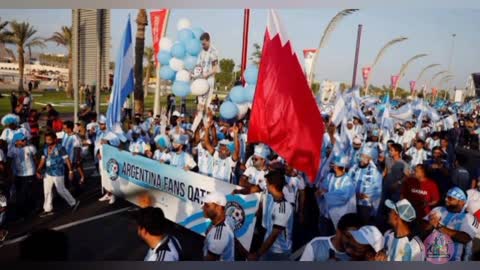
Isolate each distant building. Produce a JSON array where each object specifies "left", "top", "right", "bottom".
[{"left": 71, "top": 9, "right": 111, "bottom": 89}]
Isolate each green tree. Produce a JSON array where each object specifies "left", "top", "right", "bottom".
[
  {"left": 45, "top": 26, "right": 73, "bottom": 97},
  {"left": 249, "top": 43, "right": 262, "bottom": 67},
  {"left": 215, "top": 58, "right": 236, "bottom": 91},
  {"left": 7, "top": 21, "right": 46, "bottom": 92},
  {"left": 0, "top": 18, "right": 11, "bottom": 43}
]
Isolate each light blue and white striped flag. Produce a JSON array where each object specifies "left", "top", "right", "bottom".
[{"left": 106, "top": 16, "right": 135, "bottom": 131}]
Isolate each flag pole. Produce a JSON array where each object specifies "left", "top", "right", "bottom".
[
  {"left": 154, "top": 10, "right": 170, "bottom": 117},
  {"left": 241, "top": 9, "right": 251, "bottom": 85},
  {"left": 351, "top": 24, "right": 363, "bottom": 88}
]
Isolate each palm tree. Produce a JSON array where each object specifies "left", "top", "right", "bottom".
[
  {"left": 0, "top": 18, "right": 12, "bottom": 43},
  {"left": 7, "top": 21, "right": 46, "bottom": 92},
  {"left": 143, "top": 46, "right": 155, "bottom": 98},
  {"left": 134, "top": 9, "right": 148, "bottom": 115},
  {"left": 45, "top": 26, "right": 73, "bottom": 98}
]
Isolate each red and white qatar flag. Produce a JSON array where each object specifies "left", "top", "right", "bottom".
[{"left": 248, "top": 10, "right": 325, "bottom": 183}]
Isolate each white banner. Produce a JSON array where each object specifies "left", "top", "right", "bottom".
[{"left": 101, "top": 145, "right": 261, "bottom": 251}]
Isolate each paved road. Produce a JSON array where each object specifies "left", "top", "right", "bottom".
[{"left": 0, "top": 161, "right": 204, "bottom": 262}]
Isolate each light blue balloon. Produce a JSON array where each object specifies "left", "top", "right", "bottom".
[
  {"left": 158, "top": 50, "right": 172, "bottom": 66},
  {"left": 184, "top": 54, "right": 198, "bottom": 71},
  {"left": 220, "top": 101, "right": 239, "bottom": 119},
  {"left": 171, "top": 42, "right": 186, "bottom": 59},
  {"left": 159, "top": 66, "right": 176, "bottom": 81},
  {"left": 229, "top": 86, "right": 245, "bottom": 104},
  {"left": 185, "top": 38, "right": 202, "bottom": 56},
  {"left": 245, "top": 84, "right": 256, "bottom": 102},
  {"left": 191, "top": 27, "right": 205, "bottom": 39},
  {"left": 244, "top": 66, "right": 259, "bottom": 85},
  {"left": 178, "top": 29, "right": 194, "bottom": 43},
  {"left": 172, "top": 81, "right": 191, "bottom": 97}
]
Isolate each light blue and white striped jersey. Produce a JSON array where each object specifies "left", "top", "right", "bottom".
[
  {"left": 426, "top": 138, "right": 440, "bottom": 150},
  {"left": 61, "top": 133, "right": 81, "bottom": 162},
  {"left": 300, "top": 236, "right": 351, "bottom": 261},
  {"left": 94, "top": 129, "right": 121, "bottom": 158},
  {"left": 128, "top": 139, "right": 149, "bottom": 155},
  {"left": 153, "top": 149, "right": 171, "bottom": 163},
  {"left": 203, "top": 222, "right": 235, "bottom": 261},
  {"left": 1, "top": 128, "right": 31, "bottom": 150},
  {"left": 170, "top": 151, "right": 196, "bottom": 170},
  {"left": 152, "top": 124, "right": 163, "bottom": 138},
  {"left": 317, "top": 173, "right": 357, "bottom": 227},
  {"left": 7, "top": 145, "right": 36, "bottom": 177},
  {"left": 348, "top": 161, "right": 382, "bottom": 212},
  {"left": 348, "top": 148, "right": 361, "bottom": 169},
  {"left": 197, "top": 45, "right": 219, "bottom": 74},
  {"left": 212, "top": 152, "right": 236, "bottom": 183},
  {"left": 195, "top": 144, "right": 213, "bottom": 176},
  {"left": 243, "top": 167, "right": 268, "bottom": 190},
  {"left": 383, "top": 230, "right": 425, "bottom": 261},
  {"left": 264, "top": 200, "right": 294, "bottom": 254},
  {"left": 424, "top": 207, "right": 479, "bottom": 261},
  {"left": 406, "top": 147, "right": 428, "bottom": 169}
]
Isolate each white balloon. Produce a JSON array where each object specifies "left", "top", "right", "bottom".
[
  {"left": 159, "top": 37, "right": 173, "bottom": 52},
  {"left": 237, "top": 103, "right": 250, "bottom": 120},
  {"left": 177, "top": 18, "right": 192, "bottom": 31},
  {"left": 169, "top": 58, "right": 185, "bottom": 72},
  {"left": 175, "top": 70, "right": 191, "bottom": 82},
  {"left": 190, "top": 79, "right": 210, "bottom": 96}
]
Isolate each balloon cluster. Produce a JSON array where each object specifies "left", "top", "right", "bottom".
[
  {"left": 219, "top": 65, "right": 259, "bottom": 120},
  {"left": 158, "top": 18, "right": 210, "bottom": 97}
]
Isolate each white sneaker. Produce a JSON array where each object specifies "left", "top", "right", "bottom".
[
  {"left": 109, "top": 195, "right": 116, "bottom": 204},
  {"left": 99, "top": 194, "right": 111, "bottom": 202}
]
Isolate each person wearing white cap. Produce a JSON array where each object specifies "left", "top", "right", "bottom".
[
  {"left": 7, "top": 132, "right": 37, "bottom": 218},
  {"left": 202, "top": 192, "right": 235, "bottom": 261},
  {"left": 347, "top": 135, "right": 363, "bottom": 169},
  {"left": 153, "top": 134, "right": 172, "bottom": 164},
  {"left": 345, "top": 119, "right": 356, "bottom": 142},
  {"left": 348, "top": 146, "right": 382, "bottom": 224},
  {"left": 383, "top": 199, "right": 425, "bottom": 261},
  {"left": 248, "top": 170, "right": 293, "bottom": 261},
  {"left": 170, "top": 134, "right": 196, "bottom": 171},
  {"left": 316, "top": 155, "right": 356, "bottom": 236},
  {"left": 421, "top": 187, "right": 479, "bottom": 261},
  {"left": 239, "top": 143, "right": 270, "bottom": 191},
  {"left": 95, "top": 115, "right": 121, "bottom": 204},
  {"left": 300, "top": 213, "right": 363, "bottom": 261},
  {"left": 203, "top": 120, "right": 240, "bottom": 183},
  {"left": 345, "top": 225, "right": 386, "bottom": 261}
]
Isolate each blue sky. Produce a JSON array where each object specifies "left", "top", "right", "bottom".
[{"left": 0, "top": 9, "right": 479, "bottom": 89}]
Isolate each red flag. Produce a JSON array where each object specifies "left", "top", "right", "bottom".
[
  {"left": 248, "top": 10, "right": 325, "bottom": 183},
  {"left": 391, "top": 75, "right": 400, "bottom": 89},
  {"left": 150, "top": 9, "right": 170, "bottom": 66}
]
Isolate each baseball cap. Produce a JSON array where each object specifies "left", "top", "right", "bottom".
[
  {"left": 350, "top": 226, "right": 384, "bottom": 253},
  {"left": 98, "top": 115, "right": 107, "bottom": 124},
  {"left": 12, "top": 132, "right": 26, "bottom": 144},
  {"left": 203, "top": 192, "right": 227, "bottom": 207},
  {"left": 447, "top": 187, "right": 467, "bottom": 202},
  {"left": 385, "top": 199, "right": 416, "bottom": 222},
  {"left": 254, "top": 144, "right": 270, "bottom": 160}
]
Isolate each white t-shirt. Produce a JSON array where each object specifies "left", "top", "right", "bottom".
[
  {"left": 243, "top": 167, "right": 268, "bottom": 191},
  {"left": 203, "top": 222, "right": 235, "bottom": 261},
  {"left": 195, "top": 143, "right": 213, "bottom": 176},
  {"left": 153, "top": 149, "right": 171, "bottom": 163},
  {"left": 7, "top": 145, "right": 37, "bottom": 177},
  {"left": 212, "top": 152, "right": 237, "bottom": 183},
  {"left": 406, "top": 147, "right": 428, "bottom": 169}
]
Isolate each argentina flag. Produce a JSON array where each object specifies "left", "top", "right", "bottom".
[{"left": 106, "top": 16, "right": 135, "bottom": 131}]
